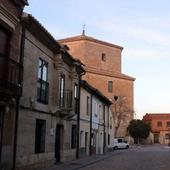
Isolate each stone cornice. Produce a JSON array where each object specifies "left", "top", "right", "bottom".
[
  {"left": 86, "top": 66, "right": 135, "bottom": 81},
  {"left": 0, "top": 4, "right": 19, "bottom": 30}
]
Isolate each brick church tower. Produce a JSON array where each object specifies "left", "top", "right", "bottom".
[{"left": 58, "top": 34, "right": 135, "bottom": 138}]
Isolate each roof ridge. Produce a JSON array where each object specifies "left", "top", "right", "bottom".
[{"left": 58, "top": 35, "right": 123, "bottom": 50}]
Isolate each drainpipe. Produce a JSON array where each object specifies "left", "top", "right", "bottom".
[
  {"left": 12, "top": 98, "right": 20, "bottom": 170},
  {"left": 76, "top": 71, "right": 85, "bottom": 159},
  {"left": 12, "top": 25, "right": 25, "bottom": 170},
  {"left": 103, "top": 105, "right": 106, "bottom": 154},
  {"left": 89, "top": 94, "right": 93, "bottom": 156},
  {"left": 0, "top": 107, "right": 5, "bottom": 164}
]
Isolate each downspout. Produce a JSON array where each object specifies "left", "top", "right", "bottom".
[
  {"left": 89, "top": 93, "right": 93, "bottom": 156},
  {"left": 12, "top": 25, "right": 25, "bottom": 170},
  {"left": 103, "top": 105, "right": 106, "bottom": 154},
  {"left": 0, "top": 107, "right": 5, "bottom": 163},
  {"left": 108, "top": 105, "right": 110, "bottom": 150},
  {"left": 76, "top": 71, "right": 85, "bottom": 159}
]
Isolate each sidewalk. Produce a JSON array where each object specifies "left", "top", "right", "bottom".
[{"left": 41, "top": 151, "right": 116, "bottom": 170}]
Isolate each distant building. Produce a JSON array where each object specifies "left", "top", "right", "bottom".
[
  {"left": 79, "top": 80, "right": 113, "bottom": 157},
  {"left": 0, "top": 0, "right": 28, "bottom": 169},
  {"left": 58, "top": 34, "right": 135, "bottom": 138},
  {"left": 143, "top": 113, "right": 170, "bottom": 144}
]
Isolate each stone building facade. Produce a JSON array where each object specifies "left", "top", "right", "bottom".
[
  {"left": 59, "top": 34, "right": 135, "bottom": 138},
  {"left": 0, "top": 0, "right": 28, "bottom": 169},
  {"left": 16, "top": 14, "right": 84, "bottom": 169},
  {"left": 143, "top": 113, "right": 170, "bottom": 144},
  {"left": 79, "top": 80, "right": 113, "bottom": 157}
]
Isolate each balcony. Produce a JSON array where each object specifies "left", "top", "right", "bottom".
[
  {"left": 58, "top": 90, "right": 74, "bottom": 117},
  {"left": 0, "top": 54, "right": 23, "bottom": 97}
]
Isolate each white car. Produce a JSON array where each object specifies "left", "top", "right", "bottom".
[{"left": 113, "top": 138, "right": 129, "bottom": 150}]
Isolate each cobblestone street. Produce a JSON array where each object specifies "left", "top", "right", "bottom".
[{"left": 44, "top": 145, "right": 170, "bottom": 170}]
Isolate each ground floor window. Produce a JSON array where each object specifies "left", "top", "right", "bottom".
[
  {"left": 35, "top": 119, "right": 46, "bottom": 153},
  {"left": 165, "top": 133, "right": 170, "bottom": 140}
]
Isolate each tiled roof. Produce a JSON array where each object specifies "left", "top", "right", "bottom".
[
  {"left": 58, "top": 35, "right": 123, "bottom": 50},
  {"left": 143, "top": 113, "right": 170, "bottom": 120},
  {"left": 22, "top": 13, "right": 61, "bottom": 53},
  {"left": 22, "top": 13, "right": 85, "bottom": 74}
]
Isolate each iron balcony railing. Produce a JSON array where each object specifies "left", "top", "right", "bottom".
[
  {"left": 0, "top": 54, "right": 23, "bottom": 97},
  {"left": 59, "top": 90, "right": 73, "bottom": 110}
]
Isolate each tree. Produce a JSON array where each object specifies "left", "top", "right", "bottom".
[
  {"left": 112, "top": 95, "right": 131, "bottom": 137},
  {"left": 127, "top": 119, "right": 150, "bottom": 144}
]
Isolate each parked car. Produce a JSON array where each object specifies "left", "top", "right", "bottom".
[{"left": 113, "top": 138, "right": 129, "bottom": 150}]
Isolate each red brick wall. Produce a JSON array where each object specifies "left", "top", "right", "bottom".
[{"left": 65, "top": 39, "right": 122, "bottom": 73}]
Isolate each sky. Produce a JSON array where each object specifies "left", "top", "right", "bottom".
[{"left": 25, "top": 0, "right": 170, "bottom": 119}]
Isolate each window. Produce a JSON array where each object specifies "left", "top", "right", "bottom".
[
  {"left": 86, "top": 96, "right": 90, "bottom": 115},
  {"left": 59, "top": 74, "right": 65, "bottom": 107},
  {"left": 71, "top": 125, "right": 77, "bottom": 149},
  {"left": 74, "top": 83, "right": 78, "bottom": 114},
  {"left": 103, "top": 104, "right": 105, "bottom": 120},
  {"left": 110, "top": 117, "right": 112, "bottom": 129},
  {"left": 0, "top": 27, "right": 11, "bottom": 80},
  {"left": 0, "top": 27, "right": 10, "bottom": 56},
  {"left": 35, "top": 119, "right": 46, "bottom": 153},
  {"left": 74, "top": 83, "right": 78, "bottom": 99},
  {"left": 157, "top": 121, "right": 162, "bottom": 127},
  {"left": 165, "top": 133, "right": 170, "bottom": 139},
  {"left": 94, "top": 102, "right": 98, "bottom": 118},
  {"left": 37, "top": 58, "right": 49, "bottom": 104},
  {"left": 118, "top": 138, "right": 123, "bottom": 143},
  {"left": 101, "top": 53, "right": 106, "bottom": 61},
  {"left": 108, "top": 81, "right": 113, "bottom": 93},
  {"left": 167, "top": 122, "right": 170, "bottom": 127}
]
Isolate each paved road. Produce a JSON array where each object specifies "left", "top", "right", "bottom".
[{"left": 79, "top": 145, "right": 170, "bottom": 170}]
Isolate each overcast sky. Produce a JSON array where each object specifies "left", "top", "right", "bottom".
[{"left": 25, "top": 0, "right": 170, "bottom": 119}]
